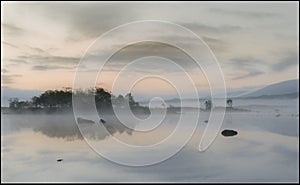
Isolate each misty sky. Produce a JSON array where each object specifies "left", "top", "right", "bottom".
[{"left": 1, "top": 2, "right": 299, "bottom": 97}]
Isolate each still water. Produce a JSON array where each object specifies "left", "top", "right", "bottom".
[{"left": 1, "top": 99, "right": 299, "bottom": 182}]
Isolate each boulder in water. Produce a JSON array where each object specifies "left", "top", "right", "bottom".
[
  {"left": 221, "top": 129, "right": 238, "bottom": 137},
  {"left": 77, "top": 117, "right": 95, "bottom": 124},
  {"left": 100, "top": 119, "right": 106, "bottom": 124}
]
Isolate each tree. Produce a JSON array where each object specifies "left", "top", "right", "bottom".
[
  {"left": 113, "top": 95, "right": 125, "bottom": 106},
  {"left": 125, "top": 93, "right": 139, "bottom": 108},
  {"left": 205, "top": 100, "right": 212, "bottom": 110},
  {"left": 8, "top": 98, "right": 30, "bottom": 110},
  {"left": 7, "top": 87, "right": 145, "bottom": 113},
  {"left": 8, "top": 98, "right": 19, "bottom": 110},
  {"left": 95, "top": 88, "right": 112, "bottom": 111},
  {"left": 36, "top": 89, "right": 72, "bottom": 109},
  {"left": 31, "top": 96, "right": 40, "bottom": 108}
]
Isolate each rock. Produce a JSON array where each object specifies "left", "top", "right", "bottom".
[
  {"left": 204, "top": 120, "right": 208, "bottom": 123},
  {"left": 275, "top": 114, "right": 280, "bottom": 117},
  {"left": 100, "top": 119, "right": 106, "bottom": 124},
  {"left": 221, "top": 129, "right": 238, "bottom": 137},
  {"left": 57, "top": 159, "right": 63, "bottom": 162}
]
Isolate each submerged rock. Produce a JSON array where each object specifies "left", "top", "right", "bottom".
[
  {"left": 221, "top": 129, "right": 238, "bottom": 137},
  {"left": 77, "top": 117, "right": 95, "bottom": 124},
  {"left": 204, "top": 120, "right": 208, "bottom": 123}
]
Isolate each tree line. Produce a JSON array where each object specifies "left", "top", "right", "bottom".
[{"left": 8, "top": 87, "right": 143, "bottom": 112}]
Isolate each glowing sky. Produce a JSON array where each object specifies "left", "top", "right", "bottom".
[{"left": 1, "top": 2, "right": 299, "bottom": 97}]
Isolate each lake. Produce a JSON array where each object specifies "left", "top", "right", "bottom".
[{"left": 1, "top": 98, "right": 299, "bottom": 182}]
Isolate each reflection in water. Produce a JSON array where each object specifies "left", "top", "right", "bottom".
[
  {"left": 2, "top": 112, "right": 182, "bottom": 146},
  {"left": 2, "top": 114, "right": 136, "bottom": 141},
  {"left": 1, "top": 101, "right": 299, "bottom": 182}
]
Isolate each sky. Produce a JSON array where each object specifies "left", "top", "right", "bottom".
[{"left": 1, "top": 2, "right": 299, "bottom": 100}]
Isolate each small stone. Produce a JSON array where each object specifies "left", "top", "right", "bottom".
[
  {"left": 221, "top": 129, "right": 238, "bottom": 137},
  {"left": 77, "top": 117, "right": 95, "bottom": 124}
]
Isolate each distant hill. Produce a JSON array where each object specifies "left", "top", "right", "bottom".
[{"left": 240, "top": 79, "right": 299, "bottom": 98}]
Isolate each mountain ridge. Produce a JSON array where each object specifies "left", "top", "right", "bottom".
[{"left": 239, "top": 79, "right": 299, "bottom": 98}]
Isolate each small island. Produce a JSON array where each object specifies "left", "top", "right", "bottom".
[{"left": 4, "top": 87, "right": 150, "bottom": 114}]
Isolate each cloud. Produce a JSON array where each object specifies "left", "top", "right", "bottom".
[
  {"left": 1, "top": 74, "right": 22, "bottom": 85},
  {"left": 210, "top": 8, "right": 281, "bottom": 19},
  {"left": 31, "top": 65, "right": 74, "bottom": 71},
  {"left": 202, "top": 36, "right": 228, "bottom": 52},
  {"left": 24, "top": 3, "right": 140, "bottom": 40},
  {"left": 26, "top": 45, "right": 49, "bottom": 55},
  {"left": 202, "top": 36, "right": 226, "bottom": 45},
  {"left": 271, "top": 53, "right": 299, "bottom": 72},
  {"left": 21, "top": 4, "right": 242, "bottom": 40},
  {"left": 82, "top": 41, "right": 199, "bottom": 73},
  {"left": 230, "top": 57, "right": 267, "bottom": 67},
  {"left": 3, "top": 59, "right": 29, "bottom": 68},
  {"left": 80, "top": 38, "right": 229, "bottom": 75},
  {"left": 9, "top": 59, "right": 28, "bottom": 64},
  {"left": 229, "top": 53, "right": 299, "bottom": 80},
  {"left": 19, "top": 55, "right": 80, "bottom": 65},
  {"left": 2, "top": 23, "right": 25, "bottom": 36},
  {"left": 229, "top": 57, "right": 266, "bottom": 80},
  {"left": 232, "top": 70, "right": 265, "bottom": 80},
  {"left": 2, "top": 3, "right": 297, "bottom": 91},
  {"left": 1, "top": 68, "right": 9, "bottom": 73},
  {"left": 181, "top": 22, "right": 242, "bottom": 34},
  {"left": 6, "top": 54, "right": 80, "bottom": 71},
  {"left": 2, "top": 41, "right": 18, "bottom": 48}
]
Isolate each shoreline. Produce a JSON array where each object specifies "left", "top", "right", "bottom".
[{"left": 1, "top": 106, "right": 250, "bottom": 115}]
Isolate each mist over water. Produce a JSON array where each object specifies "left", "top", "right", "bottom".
[
  {"left": 2, "top": 1, "right": 298, "bottom": 182},
  {"left": 1, "top": 98, "right": 299, "bottom": 182}
]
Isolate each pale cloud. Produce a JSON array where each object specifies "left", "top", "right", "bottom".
[
  {"left": 1, "top": 68, "right": 9, "bottom": 73},
  {"left": 229, "top": 57, "right": 267, "bottom": 80},
  {"left": 181, "top": 22, "right": 242, "bottom": 34},
  {"left": 202, "top": 36, "right": 228, "bottom": 53},
  {"left": 1, "top": 2, "right": 298, "bottom": 92},
  {"left": 2, "top": 41, "right": 18, "bottom": 48},
  {"left": 271, "top": 53, "right": 299, "bottom": 72},
  {"left": 9, "top": 59, "right": 28, "bottom": 64},
  {"left": 19, "top": 55, "right": 80, "bottom": 66},
  {"left": 2, "top": 23, "right": 26, "bottom": 36},
  {"left": 1, "top": 74, "right": 22, "bottom": 85},
  {"left": 209, "top": 8, "right": 281, "bottom": 19},
  {"left": 26, "top": 45, "right": 49, "bottom": 55},
  {"left": 232, "top": 70, "right": 265, "bottom": 80},
  {"left": 31, "top": 65, "right": 74, "bottom": 71}
]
